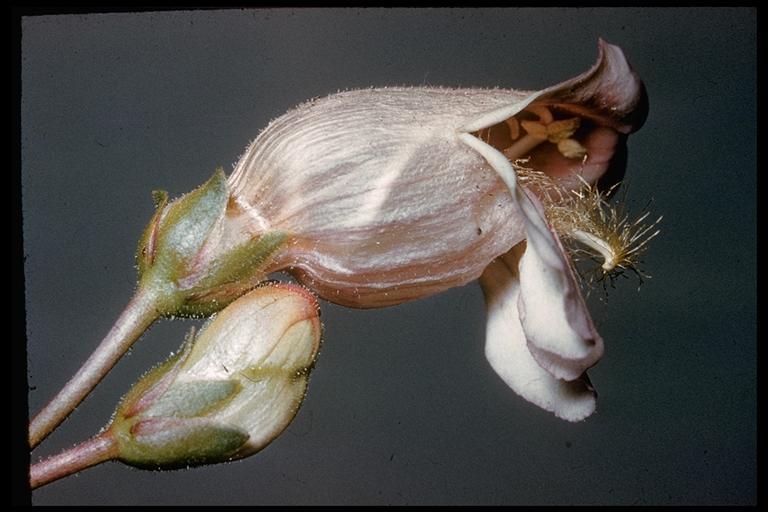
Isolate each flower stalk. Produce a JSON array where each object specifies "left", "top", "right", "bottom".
[
  {"left": 29, "top": 431, "right": 118, "bottom": 489},
  {"left": 28, "top": 289, "right": 161, "bottom": 449}
]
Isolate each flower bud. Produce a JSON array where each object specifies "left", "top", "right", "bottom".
[
  {"left": 109, "top": 283, "right": 321, "bottom": 469},
  {"left": 136, "top": 169, "right": 287, "bottom": 317}
]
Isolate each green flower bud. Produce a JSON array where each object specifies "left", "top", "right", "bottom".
[
  {"left": 110, "top": 283, "right": 322, "bottom": 469},
  {"left": 136, "top": 168, "right": 287, "bottom": 318}
]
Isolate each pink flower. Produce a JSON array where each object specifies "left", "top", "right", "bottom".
[{"left": 141, "top": 40, "right": 649, "bottom": 422}]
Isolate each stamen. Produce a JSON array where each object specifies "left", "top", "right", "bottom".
[
  {"left": 503, "top": 134, "right": 545, "bottom": 160},
  {"left": 557, "top": 139, "right": 588, "bottom": 159},
  {"left": 515, "top": 111, "right": 587, "bottom": 160},
  {"left": 520, "top": 120, "right": 548, "bottom": 140},
  {"left": 527, "top": 105, "right": 554, "bottom": 124},
  {"left": 506, "top": 118, "right": 520, "bottom": 140},
  {"left": 545, "top": 118, "right": 581, "bottom": 142}
]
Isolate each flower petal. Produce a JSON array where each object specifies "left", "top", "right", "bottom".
[
  {"left": 180, "top": 283, "right": 321, "bottom": 380},
  {"left": 537, "top": 38, "right": 648, "bottom": 134},
  {"left": 229, "top": 89, "right": 535, "bottom": 307},
  {"left": 517, "top": 190, "right": 604, "bottom": 381},
  {"left": 525, "top": 126, "right": 623, "bottom": 188},
  {"left": 226, "top": 40, "right": 645, "bottom": 309},
  {"left": 480, "top": 245, "right": 596, "bottom": 422},
  {"left": 457, "top": 131, "right": 603, "bottom": 383},
  {"left": 525, "top": 39, "right": 646, "bottom": 188},
  {"left": 463, "top": 39, "right": 647, "bottom": 191},
  {"left": 112, "top": 283, "right": 323, "bottom": 468}
]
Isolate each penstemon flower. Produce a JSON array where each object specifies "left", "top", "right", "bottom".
[
  {"left": 215, "top": 39, "right": 653, "bottom": 420},
  {"left": 30, "top": 39, "right": 658, "bottom": 464}
]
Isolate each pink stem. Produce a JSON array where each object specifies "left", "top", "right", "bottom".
[
  {"left": 29, "top": 288, "right": 160, "bottom": 448},
  {"left": 30, "top": 430, "right": 118, "bottom": 489}
]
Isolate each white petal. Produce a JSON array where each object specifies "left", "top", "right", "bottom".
[
  {"left": 180, "top": 283, "right": 321, "bottom": 381},
  {"left": 480, "top": 247, "right": 596, "bottom": 422},
  {"left": 457, "top": 134, "right": 603, "bottom": 382},
  {"left": 181, "top": 283, "right": 322, "bottom": 455},
  {"left": 229, "top": 88, "right": 533, "bottom": 307},
  {"left": 516, "top": 191, "right": 604, "bottom": 381}
]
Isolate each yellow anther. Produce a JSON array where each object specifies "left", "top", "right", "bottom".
[
  {"left": 557, "top": 138, "right": 588, "bottom": 159},
  {"left": 546, "top": 118, "right": 581, "bottom": 143},
  {"left": 519, "top": 116, "right": 586, "bottom": 160}
]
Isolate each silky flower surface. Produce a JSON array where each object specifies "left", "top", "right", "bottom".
[
  {"left": 227, "top": 39, "right": 646, "bottom": 310},
  {"left": 146, "top": 40, "right": 648, "bottom": 421}
]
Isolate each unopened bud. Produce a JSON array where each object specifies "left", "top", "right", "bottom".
[
  {"left": 136, "top": 169, "right": 287, "bottom": 317},
  {"left": 110, "top": 283, "right": 321, "bottom": 469}
]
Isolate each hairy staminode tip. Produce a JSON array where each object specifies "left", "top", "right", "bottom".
[{"left": 514, "top": 163, "right": 661, "bottom": 285}]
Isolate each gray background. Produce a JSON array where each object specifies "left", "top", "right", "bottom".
[{"left": 22, "top": 8, "right": 756, "bottom": 506}]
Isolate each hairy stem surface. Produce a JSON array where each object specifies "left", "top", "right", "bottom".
[
  {"left": 30, "top": 430, "right": 118, "bottom": 489},
  {"left": 29, "top": 289, "right": 160, "bottom": 448}
]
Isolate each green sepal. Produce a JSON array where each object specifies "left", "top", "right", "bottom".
[
  {"left": 116, "top": 417, "right": 249, "bottom": 470},
  {"left": 136, "top": 189, "right": 169, "bottom": 278},
  {"left": 113, "top": 326, "right": 201, "bottom": 420},
  {"left": 175, "top": 231, "right": 288, "bottom": 317},
  {"left": 195, "top": 231, "right": 287, "bottom": 291},
  {"left": 111, "top": 328, "right": 249, "bottom": 469},
  {"left": 142, "top": 379, "right": 241, "bottom": 419},
  {"left": 150, "top": 169, "right": 228, "bottom": 283},
  {"left": 133, "top": 168, "right": 289, "bottom": 319},
  {"left": 136, "top": 169, "right": 228, "bottom": 314}
]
